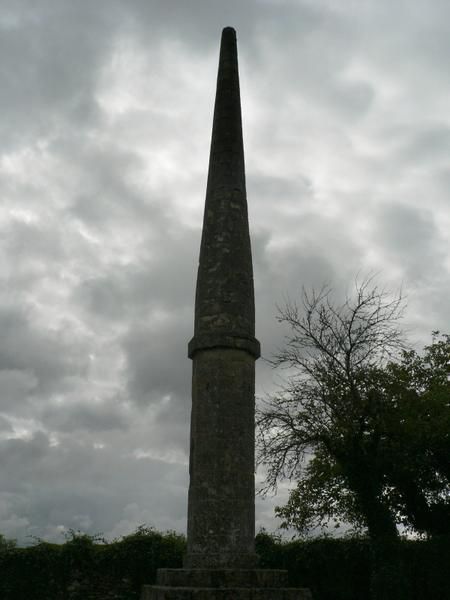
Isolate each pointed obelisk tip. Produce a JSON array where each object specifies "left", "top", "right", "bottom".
[{"left": 221, "top": 26, "right": 236, "bottom": 39}]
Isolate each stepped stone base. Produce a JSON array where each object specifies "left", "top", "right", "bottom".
[{"left": 141, "top": 569, "right": 312, "bottom": 599}]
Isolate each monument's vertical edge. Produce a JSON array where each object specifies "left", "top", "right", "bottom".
[{"left": 185, "top": 26, "right": 260, "bottom": 569}]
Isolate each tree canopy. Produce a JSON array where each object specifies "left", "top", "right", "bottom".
[{"left": 257, "top": 279, "right": 450, "bottom": 540}]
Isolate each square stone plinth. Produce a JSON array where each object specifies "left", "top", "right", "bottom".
[
  {"left": 141, "top": 569, "right": 312, "bottom": 599},
  {"left": 142, "top": 587, "right": 312, "bottom": 599}
]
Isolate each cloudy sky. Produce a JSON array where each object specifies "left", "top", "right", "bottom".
[{"left": 1, "top": 0, "right": 449, "bottom": 545}]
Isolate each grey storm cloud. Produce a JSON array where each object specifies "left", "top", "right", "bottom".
[
  {"left": 123, "top": 316, "right": 192, "bottom": 405},
  {"left": 40, "top": 394, "right": 131, "bottom": 433},
  {"left": 0, "top": 430, "right": 188, "bottom": 541},
  {"left": 0, "top": 0, "right": 448, "bottom": 544},
  {"left": 0, "top": 306, "right": 88, "bottom": 398},
  {"left": 375, "top": 203, "right": 446, "bottom": 281}
]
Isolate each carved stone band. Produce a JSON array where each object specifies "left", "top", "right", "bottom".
[{"left": 188, "top": 334, "right": 261, "bottom": 359}]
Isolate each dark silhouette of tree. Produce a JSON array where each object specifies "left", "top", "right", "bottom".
[
  {"left": 257, "top": 278, "right": 450, "bottom": 541},
  {"left": 380, "top": 334, "right": 450, "bottom": 536},
  {"left": 257, "top": 278, "right": 404, "bottom": 540},
  {"left": 257, "top": 278, "right": 450, "bottom": 600}
]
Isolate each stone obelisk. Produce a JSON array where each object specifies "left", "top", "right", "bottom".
[
  {"left": 141, "top": 27, "right": 312, "bottom": 599},
  {"left": 185, "top": 25, "right": 260, "bottom": 570}
]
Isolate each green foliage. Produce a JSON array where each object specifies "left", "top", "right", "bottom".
[
  {"left": 0, "top": 529, "right": 449, "bottom": 599},
  {"left": 258, "top": 279, "right": 450, "bottom": 599},
  {"left": 273, "top": 332, "right": 450, "bottom": 539},
  {"left": 275, "top": 449, "right": 365, "bottom": 536},
  {"left": 254, "top": 530, "right": 367, "bottom": 600},
  {"left": 258, "top": 279, "right": 450, "bottom": 542},
  {"left": 255, "top": 532, "right": 450, "bottom": 600},
  {"left": 381, "top": 333, "right": 450, "bottom": 535},
  {"left": 0, "top": 533, "right": 17, "bottom": 550},
  {"left": 258, "top": 280, "right": 407, "bottom": 540},
  {"left": 0, "top": 527, "right": 185, "bottom": 600}
]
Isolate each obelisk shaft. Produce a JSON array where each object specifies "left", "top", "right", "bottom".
[{"left": 185, "top": 27, "right": 260, "bottom": 569}]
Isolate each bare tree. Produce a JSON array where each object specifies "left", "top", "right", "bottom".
[{"left": 257, "top": 276, "right": 407, "bottom": 539}]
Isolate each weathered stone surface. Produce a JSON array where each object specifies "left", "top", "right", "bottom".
[
  {"left": 141, "top": 569, "right": 313, "bottom": 599},
  {"left": 190, "top": 26, "right": 257, "bottom": 347},
  {"left": 185, "top": 26, "right": 259, "bottom": 570},
  {"left": 186, "top": 347, "right": 256, "bottom": 568},
  {"left": 188, "top": 333, "right": 260, "bottom": 360},
  {"left": 141, "top": 25, "right": 312, "bottom": 600},
  {"left": 141, "top": 586, "right": 313, "bottom": 599},
  {"left": 156, "top": 569, "right": 289, "bottom": 588}
]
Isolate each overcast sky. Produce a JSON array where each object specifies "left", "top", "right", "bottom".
[{"left": 1, "top": 0, "right": 449, "bottom": 545}]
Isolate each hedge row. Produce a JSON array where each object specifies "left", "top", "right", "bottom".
[
  {"left": 0, "top": 529, "right": 449, "bottom": 600},
  {"left": 0, "top": 528, "right": 185, "bottom": 600},
  {"left": 255, "top": 533, "right": 450, "bottom": 600}
]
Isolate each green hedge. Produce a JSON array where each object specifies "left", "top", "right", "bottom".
[
  {"left": 256, "top": 534, "right": 371, "bottom": 599},
  {"left": 255, "top": 533, "right": 450, "bottom": 600},
  {"left": 0, "top": 529, "right": 449, "bottom": 600},
  {"left": 0, "top": 528, "right": 185, "bottom": 600}
]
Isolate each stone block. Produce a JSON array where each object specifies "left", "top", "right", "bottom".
[
  {"left": 156, "top": 569, "right": 289, "bottom": 588},
  {"left": 141, "top": 586, "right": 313, "bottom": 599},
  {"left": 141, "top": 569, "right": 313, "bottom": 599}
]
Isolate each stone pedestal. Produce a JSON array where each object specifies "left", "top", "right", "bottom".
[{"left": 141, "top": 569, "right": 313, "bottom": 599}]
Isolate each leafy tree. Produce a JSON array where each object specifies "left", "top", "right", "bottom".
[
  {"left": 257, "top": 279, "right": 450, "bottom": 541},
  {"left": 0, "top": 533, "right": 16, "bottom": 551},
  {"left": 380, "top": 334, "right": 450, "bottom": 536}
]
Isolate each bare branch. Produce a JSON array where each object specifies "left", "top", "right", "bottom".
[{"left": 257, "top": 277, "right": 408, "bottom": 496}]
